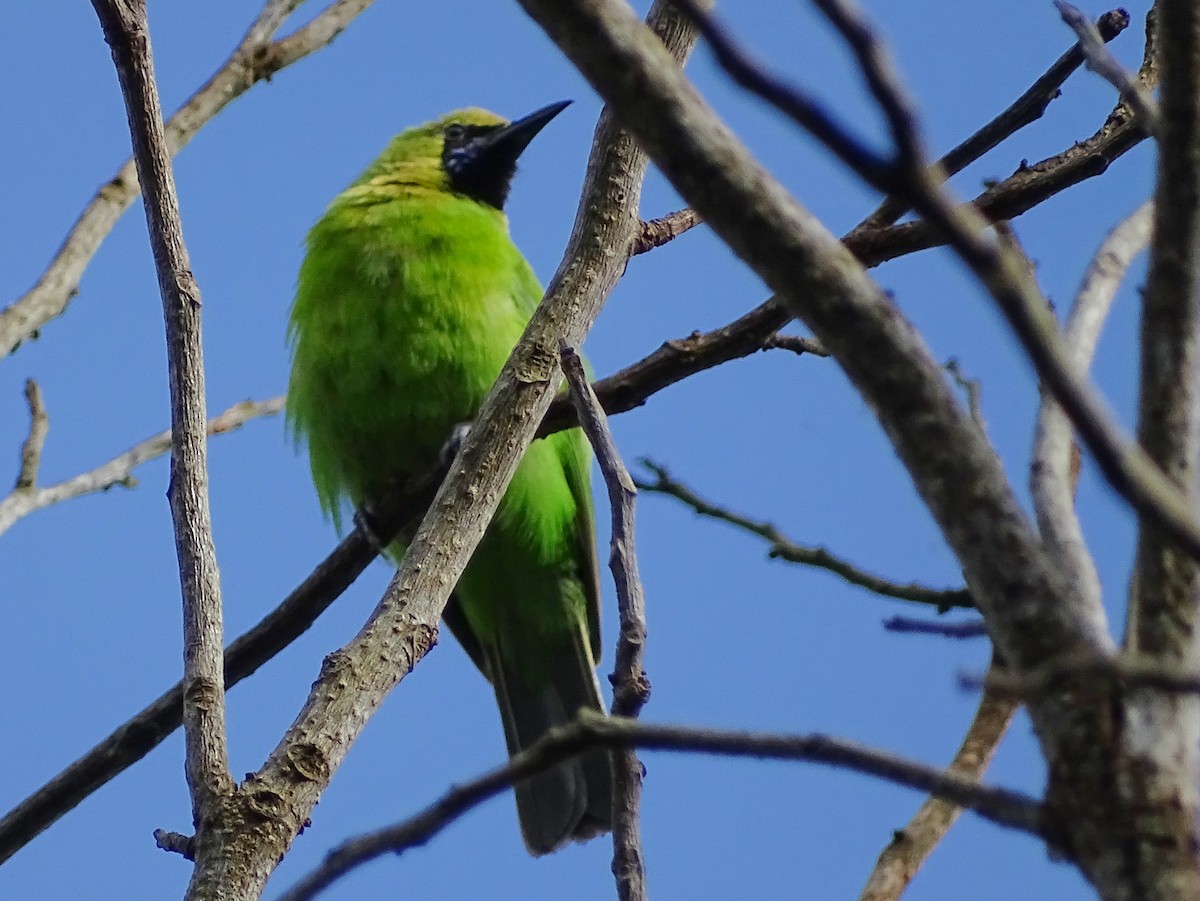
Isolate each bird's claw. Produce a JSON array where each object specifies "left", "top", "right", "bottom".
[
  {"left": 440, "top": 422, "right": 473, "bottom": 469},
  {"left": 353, "top": 504, "right": 388, "bottom": 554}
]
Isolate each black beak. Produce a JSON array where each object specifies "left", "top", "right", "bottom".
[{"left": 478, "top": 100, "right": 572, "bottom": 167}]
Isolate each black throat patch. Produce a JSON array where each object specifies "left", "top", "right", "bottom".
[{"left": 442, "top": 123, "right": 516, "bottom": 210}]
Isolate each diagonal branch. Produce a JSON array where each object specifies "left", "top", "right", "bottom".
[
  {"left": 0, "top": 469, "right": 439, "bottom": 866},
  {"left": 0, "top": 0, "right": 375, "bottom": 359},
  {"left": 0, "top": 395, "right": 283, "bottom": 537},
  {"left": 755, "top": 0, "right": 1200, "bottom": 582},
  {"left": 857, "top": 654, "right": 1018, "bottom": 901},
  {"left": 637, "top": 460, "right": 972, "bottom": 610},
  {"left": 862, "top": 7, "right": 1131, "bottom": 228}
]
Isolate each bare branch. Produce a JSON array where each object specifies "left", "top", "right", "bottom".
[
  {"left": 637, "top": 460, "right": 972, "bottom": 611},
  {"left": 762, "top": 333, "right": 828, "bottom": 357},
  {"left": 277, "top": 712, "right": 1044, "bottom": 901},
  {"left": 89, "top": 0, "right": 232, "bottom": 867},
  {"left": 1055, "top": 1, "right": 1161, "bottom": 136},
  {"left": 0, "top": 0, "right": 375, "bottom": 359},
  {"left": 863, "top": 7, "right": 1131, "bottom": 228},
  {"left": 562, "top": 344, "right": 650, "bottom": 901},
  {"left": 858, "top": 654, "right": 1018, "bottom": 901},
  {"left": 0, "top": 395, "right": 283, "bottom": 537},
  {"left": 632, "top": 207, "right": 701, "bottom": 255},
  {"left": 1033, "top": 201, "right": 1153, "bottom": 614},
  {"left": 14, "top": 379, "right": 49, "bottom": 491},
  {"left": 1118, "top": 1, "right": 1200, "bottom": 892},
  {"left": 969, "top": 653, "right": 1200, "bottom": 700},
  {"left": 883, "top": 617, "right": 988, "bottom": 640}
]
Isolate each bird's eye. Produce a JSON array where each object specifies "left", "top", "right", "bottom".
[{"left": 445, "top": 124, "right": 466, "bottom": 143}]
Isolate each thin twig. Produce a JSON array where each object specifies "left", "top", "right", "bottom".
[
  {"left": 0, "top": 395, "right": 283, "bottom": 537},
  {"left": 91, "top": 0, "right": 232, "bottom": 860},
  {"left": 276, "top": 712, "right": 1045, "bottom": 901},
  {"left": 638, "top": 460, "right": 973, "bottom": 611},
  {"left": 0, "top": 0, "right": 375, "bottom": 359},
  {"left": 762, "top": 333, "right": 828, "bottom": 356},
  {"left": 858, "top": 654, "right": 1018, "bottom": 901},
  {"left": 943, "top": 359, "right": 983, "bottom": 429},
  {"left": 863, "top": 7, "right": 1131, "bottom": 228},
  {"left": 14, "top": 379, "right": 49, "bottom": 491},
  {"left": 632, "top": 208, "right": 701, "bottom": 255},
  {"left": 562, "top": 345, "right": 650, "bottom": 901},
  {"left": 1055, "top": 1, "right": 1161, "bottom": 137},
  {"left": 883, "top": 617, "right": 988, "bottom": 640}
]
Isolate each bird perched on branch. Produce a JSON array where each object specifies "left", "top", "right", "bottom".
[{"left": 286, "top": 102, "right": 612, "bottom": 855}]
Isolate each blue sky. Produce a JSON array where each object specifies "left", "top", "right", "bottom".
[{"left": 0, "top": 2, "right": 1152, "bottom": 899}]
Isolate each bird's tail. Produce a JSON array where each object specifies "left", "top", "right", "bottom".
[{"left": 487, "top": 629, "right": 614, "bottom": 856}]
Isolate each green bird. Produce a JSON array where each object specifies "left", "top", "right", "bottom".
[{"left": 286, "top": 102, "right": 612, "bottom": 855}]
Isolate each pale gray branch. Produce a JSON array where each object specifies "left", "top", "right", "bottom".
[
  {"left": 0, "top": 396, "right": 283, "bottom": 537},
  {"left": 1032, "top": 201, "right": 1153, "bottom": 616},
  {"left": 89, "top": 0, "right": 233, "bottom": 878},
  {"left": 0, "top": 0, "right": 375, "bottom": 359}
]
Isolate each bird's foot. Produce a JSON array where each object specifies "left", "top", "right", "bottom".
[
  {"left": 353, "top": 503, "right": 388, "bottom": 554},
  {"left": 439, "top": 422, "right": 473, "bottom": 469}
]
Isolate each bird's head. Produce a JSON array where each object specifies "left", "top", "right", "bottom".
[{"left": 365, "top": 102, "right": 570, "bottom": 210}]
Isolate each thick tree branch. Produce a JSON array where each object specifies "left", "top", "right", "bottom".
[
  {"left": 637, "top": 460, "right": 972, "bottom": 610},
  {"left": 776, "top": 0, "right": 1200, "bottom": 580},
  {"left": 277, "top": 713, "right": 1044, "bottom": 901},
  {"left": 0, "top": 0, "right": 375, "bottom": 359},
  {"left": 90, "top": 0, "right": 233, "bottom": 870},
  {"left": 1116, "top": 0, "right": 1200, "bottom": 896}
]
